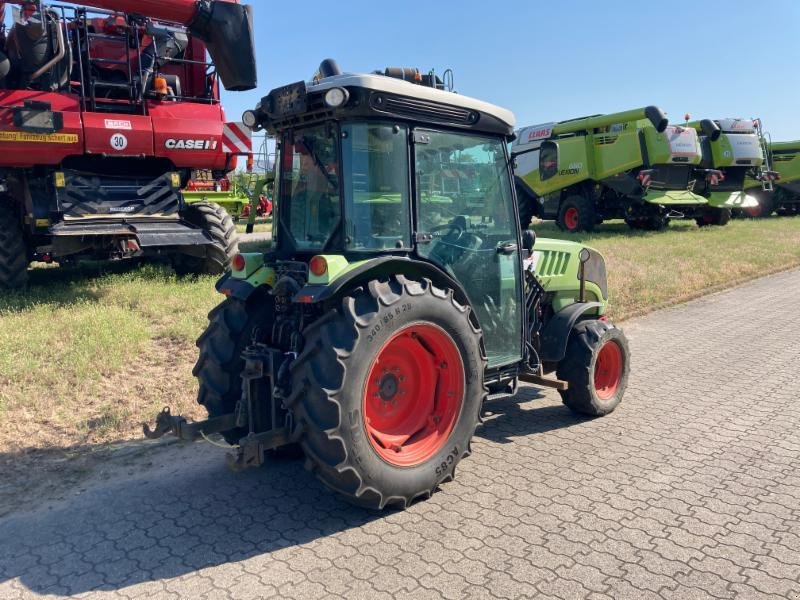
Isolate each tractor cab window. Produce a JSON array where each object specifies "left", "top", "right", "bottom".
[
  {"left": 279, "top": 126, "right": 341, "bottom": 251},
  {"left": 342, "top": 122, "right": 411, "bottom": 250},
  {"left": 415, "top": 130, "right": 522, "bottom": 367}
]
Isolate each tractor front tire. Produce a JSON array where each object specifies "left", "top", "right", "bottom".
[
  {"left": 193, "top": 292, "right": 273, "bottom": 444},
  {"left": 0, "top": 201, "right": 28, "bottom": 289},
  {"left": 174, "top": 202, "right": 239, "bottom": 276},
  {"left": 696, "top": 207, "right": 731, "bottom": 227},
  {"left": 557, "top": 320, "right": 630, "bottom": 417},
  {"left": 557, "top": 195, "right": 595, "bottom": 233},
  {"left": 287, "top": 276, "right": 487, "bottom": 510}
]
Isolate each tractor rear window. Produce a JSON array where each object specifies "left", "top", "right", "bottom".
[
  {"left": 341, "top": 123, "right": 411, "bottom": 250},
  {"left": 279, "top": 126, "right": 341, "bottom": 251}
]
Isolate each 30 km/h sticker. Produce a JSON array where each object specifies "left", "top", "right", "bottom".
[
  {"left": 0, "top": 131, "right": 79, "bottom": 144},
  {"left": 110, "top": 133, "right": 128, "bottom": 151}
]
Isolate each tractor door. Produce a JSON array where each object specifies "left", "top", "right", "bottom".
[{"left": 413, "top": 129, "right": 523, "bottom": 368}]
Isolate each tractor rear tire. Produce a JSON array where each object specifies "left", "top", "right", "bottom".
[
  {"left": 557, "top": 195, "right": 595, "bottom": 233},
  {"left": 287, "top": 276, "right": 487, "bottom": 510},
  {"left": 0, "top": 201, "right": 29, "bottom": 289},
  {"left": 173, "top": 202, "right": 239, "bottom": 276},
  {"left": 557, "top": 319, "right": 630, "bottom": 417},
  {"left": 696, "top": 207, "right": 731, "bottom": 227},
  {"left": 193, "top": 292, "right": 273, "bottom": 445}
]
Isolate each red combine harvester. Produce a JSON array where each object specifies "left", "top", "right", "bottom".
[{"left": 0, "top": 0, "right": 256, "bottom": 287}]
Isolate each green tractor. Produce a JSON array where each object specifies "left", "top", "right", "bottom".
[
  {"left": 145, "top": 61, "right": 630, "bottom": 509},
  {"left": 512, "top": 108, "right": 717, "bottom": 232},
  {"left": 182, "top": 171, "right": 253, "bottom": 219},
  {"left": 687, "top": 118, "right": 777, "bottom": 222},
  {"left": 742, "top": 140, "right": 800, "bottom": 217}
]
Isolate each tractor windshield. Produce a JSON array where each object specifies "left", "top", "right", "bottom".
[{"left": 279, "top": 125, "right": 341, "bottom": 251}]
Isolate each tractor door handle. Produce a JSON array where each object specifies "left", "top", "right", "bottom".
[{"left": 497, "top": 242, "right": 518, "bottom": 255}]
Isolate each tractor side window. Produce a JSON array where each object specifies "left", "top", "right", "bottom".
[
  {"left": 415, "top": 130, "right": 522, "bottom": 367},
  {"left": 341, "top": 123, "right": 411, "bottom": 250},
  {"left": 279, "top": 126, "right": 341, "bottom": 251}
]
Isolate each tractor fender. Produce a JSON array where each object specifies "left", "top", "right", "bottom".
[
  {"left": 215, "top": 273, "right": 261, "bottom": 301},
  {"left": 292, "top": 257, "right": 472, "bottom": 308},
  {"left": 538, "top": 302, "right": 604, "bottom": 363}
]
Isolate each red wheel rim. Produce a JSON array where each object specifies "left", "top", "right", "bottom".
[
  {"left": 594, "top": 340, "right": 623, "bottom": 400},
  {"left": 564, "top": 207, "right": 580, "bottom": 230},
  {"left": 362, "top": 323, "right": 465, "bottom": 467}
]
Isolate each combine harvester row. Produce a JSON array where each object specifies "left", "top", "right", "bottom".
[{"left": 512, "top": 109, "right": 779, "bottom": 232}]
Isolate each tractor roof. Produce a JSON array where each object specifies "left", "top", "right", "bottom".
[
  {"left": 310, "top": 72, "right": 516, "bottom": 130},
  {"left": 256, "top": 70, "right": 516, "bottom": 138}
]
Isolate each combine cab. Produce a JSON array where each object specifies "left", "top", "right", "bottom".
[
  {"left": 512, "top": 108, "right": 714, "bottom": 232},
  {"left": 688, "top": 118, "right": 777, "bottom": 223},
  {"left": 0, "top": 0, "right": 257, "bottom": 287}
]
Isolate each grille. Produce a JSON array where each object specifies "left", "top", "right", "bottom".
[
  {"left": 536, "top": 250, "right": 571, "bottom": 277},
  {"left": 59, "top": 172, "right": 180, "bottom": 218}
]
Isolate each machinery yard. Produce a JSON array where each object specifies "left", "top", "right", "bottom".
[{"left": 1, "top": 0, "right": 799, "bottom": 597}]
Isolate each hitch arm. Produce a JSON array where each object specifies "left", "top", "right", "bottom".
[{"left": 143, "top": 407, "right": 237, "bottom": 441}]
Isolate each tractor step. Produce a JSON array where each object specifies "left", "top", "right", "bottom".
[{"left": 518, "top": 372, "right": 569, "bottom": 391}]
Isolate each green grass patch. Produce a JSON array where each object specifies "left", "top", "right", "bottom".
[
  {"left": 0, "top": 216, "right": 799, "bottom": 455},
  {"left": 534, "top": 216, "right": 800, "bottom": 319}
]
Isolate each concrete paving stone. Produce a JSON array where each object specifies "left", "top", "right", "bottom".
[{"left": 0, "top": 268, "right": 798, "bottom": 599}]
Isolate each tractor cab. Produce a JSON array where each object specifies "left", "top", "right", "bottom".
[{"left": 245, "top": 62, "right": 525, "bottom": 368}]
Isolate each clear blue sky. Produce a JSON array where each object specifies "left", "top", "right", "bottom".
[{"left": 224, "top": 0, "right": 800, "bottom": 141}]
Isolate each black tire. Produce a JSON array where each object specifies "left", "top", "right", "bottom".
[
  {"left": 287, "top": 276, "right": 487, "bottom": 510},
  {"left": 557, "top": 320, "right": 630, "bottom": 417},
  {"left": 557, "top": 194, "right": 595, "bottom": 233},
  {"left": 641, "top": 213, "right": 669, "bottom": 231},
  {"left": 515, "top": 181, "right": 539, "bottom": 230},
  {"left": 746, "top": 193, "right": 773, "bottom": 218},
  {"left": 0, "top": 201, "right": 29, "bottom": 289},
  {"left": 696, "top": 207, "right": 731, "bottom": 227},
  {"left": 173, "top": 202, "right": 238, "bottom": 276},
  {"left": 193, "top": 292, "right": 273, "bottom": 444}
]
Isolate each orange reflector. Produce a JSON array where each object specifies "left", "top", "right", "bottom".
[
  {"left": 231, "top": 254, "right": 246, "bottom": 272},
  {"left": 309, "top": 255, "right": 327, "bottom": 277},
  {"left": 154, "top": 76, "right": 168, "bottom": 95}
]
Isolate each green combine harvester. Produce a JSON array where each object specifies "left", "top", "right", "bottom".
[
  {"left": 182, "top": 172, "right": 252, "bottom": 219},
  {"left": 687, "top": 118, "right": 777, "bottom": 223},
  {"left": 742, "top": 140, "right": 800, "bottom": 217},
  {"left": 512, "top": 107, "right": 719, "bottom": 232}
]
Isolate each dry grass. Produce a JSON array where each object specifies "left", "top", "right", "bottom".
[
  {"left": 535, "top": 216, "right": 800, "bottom": 320},
  {"left": 0, "top": 217, "right": 798, "bottom": 465}
]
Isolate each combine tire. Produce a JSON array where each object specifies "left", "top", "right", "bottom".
[
  {"left": 287, "top": 276, "right": 486, "bottom": 509},
  {"left": 557, "top": 195, "right": 595, "bottom": 233},
  {"left": 744, "top": 194, "right": 773, "bottom": 218},
  {"left": 0, "top": 201, "right": 28, "bottom": 289},
  {"left": 193, "top": 292, "right": 273, "bottom": 444},
  {"left": 173, "top": 202, "right": 238, "bottom": 276},
  {"left": 696, "top": 207, "right": 731, "bottom": 227},
  {"left": 557, "top": 320, "right": 630, "bottom": 416},
  {"left": 515, "top": 182, "right": 539, "bottom": 230}
]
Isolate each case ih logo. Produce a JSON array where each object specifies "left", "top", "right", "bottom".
[{"left": 165, "top": 139, "right": 219, "bottom": 150}]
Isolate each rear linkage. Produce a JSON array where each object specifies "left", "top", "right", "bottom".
[{"left": 144, "top": 343, "right": 294, "bottom": 471}]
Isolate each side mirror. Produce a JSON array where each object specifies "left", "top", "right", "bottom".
[
  {"left": 539, "top": 140, "right": 559, "bottom": 181},
  {"left": 522, "top": 229, "right": 536, "bottom": 252}
]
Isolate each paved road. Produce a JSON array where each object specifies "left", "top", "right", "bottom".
[{"left": 1, "top": 269, "right": 799, "bottom": 599}]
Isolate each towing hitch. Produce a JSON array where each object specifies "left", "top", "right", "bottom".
[
  {"left": 142, "top": 343, "right": 295, "bottom": 472},
  {"left": 143, "top": 407, "right": 238, "bottom": 441}
]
